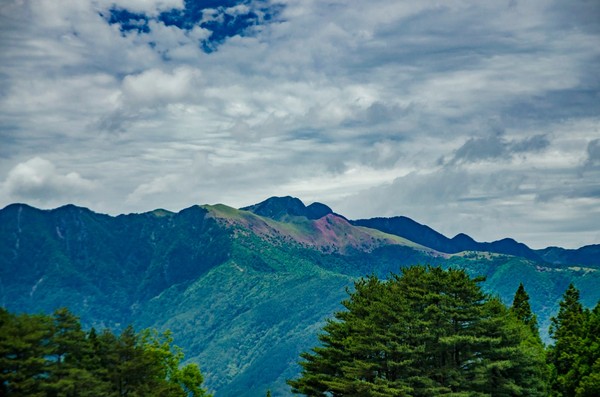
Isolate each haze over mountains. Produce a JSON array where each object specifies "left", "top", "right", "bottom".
[{"left": 1, "top": 196, "right": 599, "bottom": 396}]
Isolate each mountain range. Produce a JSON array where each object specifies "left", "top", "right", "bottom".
[{"left": 1, "top": 196, "right": 599, "bottom": 396}]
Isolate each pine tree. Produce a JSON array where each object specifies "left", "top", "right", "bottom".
[
  {"left": 472, "top": 297, "right": 548, "bottom": 396},
  {"left": 0, "top": 310, "right": 53, "bottom": 397},
  {"left": 574, "top": 302, "right": 600, "bottom": 397},
  {"left": 511, "top": 282, "right": 540, "bottom": 337},
  {"left": 548, "top": 283, "right": 587, "bottom": 396},
  {"left": 0, "top": 307, "right": 211, "bottom": 397},
  {"left": 289, "top": 265, "right": 548, "bottom": 396},
  {"left": 44, "top": 308, "right": 102, "bottom": 397}
]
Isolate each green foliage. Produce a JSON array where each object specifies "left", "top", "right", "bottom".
[
  {"left": 548, "top": 285, "right": 600, "bottom": 396},
  {"left": 289, "top": 266, "right": 549, "bottom": 396},
  {"left": 0, "top": 308, "right": 52, "bottom": 396},
  {"left": 139, "top": 329, "right": 211, "bottom": 397},
  {"left": 0, "top": 307, "right": 210, "bottom": 397},
  {"left": 511, "top": 282, "right": 540, "bottom": 336},
  {"left": 1, "top": 203, "right": 600, "bottom": 395}
]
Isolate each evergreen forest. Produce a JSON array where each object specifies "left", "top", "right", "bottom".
[
  {"left": 0, "top": 308, "right": 211, "bottom": 397},
  {"left": 289, "top": 266, "right": 599, "bottom": 397},
  {"left": 1, "top": 266, "right": 598, "bottom": 396}
]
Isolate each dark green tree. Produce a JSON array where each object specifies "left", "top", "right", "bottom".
[
  {"left": 548, "top": 284, "right": 587, "bottom": 396},
  {"left": 44, "top": 308, "right": 107, "bottom": 397},
  {"left": 0, "top": 307, "right": 211, "bottom": 397},
  {"left": 511, "top": 282, "right": 540, "bottom": 337},
  {"left": 574, "top": 302, "right": 600, "bottom": 397},
  {"left": 289, "top": 265, "right": 548, "bottom": 396},
  {"left": 0, "top": 309, "right": 52, "bottom": 397},
  {"left": 472, "top": 297, "right": 548, "bottom": 396}
]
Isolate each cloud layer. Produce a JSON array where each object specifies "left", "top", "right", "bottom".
[{"left": 1, "top": 0, "right": 599, "bottom": 248}]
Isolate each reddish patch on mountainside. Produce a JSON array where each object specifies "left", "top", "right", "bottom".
[
  {"left": 302, "top": 214, "right": 385, "bottom": 253},
  {"left": 208, "top": 208, "right": 393, "bottom": 254},
  {"left": 313, "top": 214, "right": 342, "bottom": 242}
]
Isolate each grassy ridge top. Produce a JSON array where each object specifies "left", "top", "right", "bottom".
[{"left": 203, "top": 203, "right": 435, "bottom": 255}]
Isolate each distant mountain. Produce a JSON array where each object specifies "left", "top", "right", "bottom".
[
  {"left": 351, "top": 216, "right": 459, "bottom": 253},
  {"left": 352, "top": 217, "right": 544, "bottom": 262},
  {"left": 1, "top": 197, "right": 599, "bottom": 396},
  {"left": 241, "top": 196, "right": 335, "bottom": 220},
  {"left": 0, "top": 203, "right": 230, "bottom": 325},
  {"left": 536, "top": 245, "right": 600, "bottom": 268}
]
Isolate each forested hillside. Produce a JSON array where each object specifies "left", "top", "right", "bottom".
[
  {"left": 290, "top": 266, "right": 600, "bottom": 396},
  {"left": 1, "top": 197, "right": 599, "bottom": 395},
  {"left": 2, "top": 268, "right": 598, "bottom": 396}
]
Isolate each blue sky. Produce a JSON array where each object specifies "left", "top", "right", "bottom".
[{"left": 1, "top": 0, "right": 599, "bottom": 249}]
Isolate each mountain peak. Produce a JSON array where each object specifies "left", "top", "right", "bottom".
[
  {"left": 52, "top": 204, "right": 94, "bottom": 214},
  {"left": 241, "top": 196, "right": 333, "bottom": 221},
  {"left": 305, "top": 202, "right": 334, "bottom": 219},
  {"left": 451, "top": 232, "right": 474, "bottom": 241}
]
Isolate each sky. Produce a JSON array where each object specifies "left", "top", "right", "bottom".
[{"left": 1, "top": 0, "right": 599, "bottom": 249}]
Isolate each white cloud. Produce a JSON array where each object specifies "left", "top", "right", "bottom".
[
  {"left": 95, "top": 0, "right": 185, "bottom": 16},
  {"left": 126, "top": 174, "right": 183, "bottom": 205},
  {"left": 224, "top": 4, "right": 251, "bottom": 17},
  {"left": 2, "top": 158, "right": 96, "bottom": 204},
  {"left": 121, "top": 66, "right": 203, "bottom": 106},
  {"left": 332, "top": 165, "right": 598, "bottom": 249},
  {"left": 1, "top": 0, "right": 599, "bottom": 248}
]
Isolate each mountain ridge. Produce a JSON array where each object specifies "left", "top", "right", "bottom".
[
  {"left": 240, "top": 196, "right": 338, "bottom": 221},
  {"left": 238, "top": 196, "right": 598, "bottom": 261},
  {"left": 1, "top": 197, "right": 599, "bottom": 395},
  {"left": 351, "top": 216, "right": 545, "bottom": 262},
  {"left": 4, "top": 199, "right": 595, "bottom": 257}
]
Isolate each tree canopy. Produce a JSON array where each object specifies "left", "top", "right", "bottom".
[
  {"left": 511, "top": 282, "right": 540, "bottom": 337},
  {"left": 288, "top": 265, "right": 548, "bottom": 396},
  {"left": 2, "top": 267, "right": 599, "bottom": 396},
  {"left": 548, "top": 284, "right": 600, "bottom": 397},
  {"left": 0, "top": 307, "right": 211, "bottom": 397}
]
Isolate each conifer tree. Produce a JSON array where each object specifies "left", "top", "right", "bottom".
[
  {"left": 0, "top": 309, "right": 52, "bottom": 396},
  {"left": 574, "top": 302, "right": 600, "bottom": 397},
  {"left": 44, "top": 308, "right": 103, "bottom": 397},
  {"left": 289, "top": 265, "right": 548, "bottom": 396},
  {"left": 0, "top": 307, "right": 211, "bottom": 397},
  {"left": 548, "top": 283, "right": 587, "bottom": 396},
  {"left": 511, "top": 282, "right": 540, "bottom": 337},
  {"left": 473, "top": 297, "right": 548, "bottom": 396}
]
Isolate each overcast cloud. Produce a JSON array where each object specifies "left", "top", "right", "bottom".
[{"left": 1, "top": 0, "right": 599, "bottom": 249}]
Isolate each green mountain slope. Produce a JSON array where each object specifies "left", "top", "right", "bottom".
[{"left": 0, "top": 197, "right": 598, "bottom": 395}]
